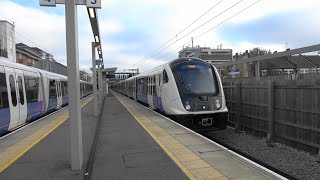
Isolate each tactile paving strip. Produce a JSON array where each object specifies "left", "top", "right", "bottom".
[{"left": 114, "top": 93, "right": 228, "bottom": 180}]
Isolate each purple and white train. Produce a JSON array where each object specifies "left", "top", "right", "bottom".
[
  {"left": 0, "top": 58, "right": 92, "bottom": 136},
  {"left": 112, "top": 57, "right": 228, "bottom": 131}
]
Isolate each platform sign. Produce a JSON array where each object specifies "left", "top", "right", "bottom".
[
  {"left": 228, "top": 69, "right": 240, "bottom": 75},
  {"left": 87, "top": 0, "right": 101, "bottom": 8},
  {"left": 39, "top": 0, "right": 56, "bottom": 6}
]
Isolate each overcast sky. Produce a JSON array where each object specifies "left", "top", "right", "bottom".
[{"left": 1, "top": 0, "right": 319, "bottom": 72}]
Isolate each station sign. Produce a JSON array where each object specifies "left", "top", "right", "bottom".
[
  {"left": 39, "top": 0, "right": 56, "bottom": 6},
  {"left": 87, "top": 0, "right": 101, "bottom": 8},
  {"left": 40, "top": 0, "right": 101, "bottom": 8},
  {"left": 228, "top": 69, "right": 240, "bottom": 75}
]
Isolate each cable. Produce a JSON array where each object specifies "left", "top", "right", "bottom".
[
  {"left": 1, "top": 27, "right": 65, "bottom": 63},
  {"left": 135, "top": 0, "right": 244, "bottom": 68},
  {"left": 131, "top": 0, "right": 224, "bottom": 67},
  {"left": 141, "top": 0, "right": 262, "bottom": 71}
]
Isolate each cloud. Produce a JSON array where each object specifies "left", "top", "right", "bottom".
[{"left": 2, "top": 0, "right": 320, "bottom": 73}]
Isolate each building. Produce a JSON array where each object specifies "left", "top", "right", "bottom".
[
  {"left": 16, "top": 43, "right": 42, "bottom": 67},
  {"left": 178, "top": 45, "right": 232, "bottom": 65},
  {"left": 0, "top": 20, "right": 16, "bottom": 62}
]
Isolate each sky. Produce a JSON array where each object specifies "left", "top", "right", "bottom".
[{"left": 1, "top": 0, "right": 319, "bottom": 73}]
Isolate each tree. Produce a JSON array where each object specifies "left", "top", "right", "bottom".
[{"left": 247, "top": 47, "right": 272, "bottom": 58}]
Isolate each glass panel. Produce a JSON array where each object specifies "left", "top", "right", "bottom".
[
  {"left": 25, "top": 76, "right": 39, "bottom": 103},
  {"left": 171, "top": 62, "right": 219, "bottom": 97},
  {"left": 163, "top": 70, "right": 169, "bottom": 83},
  {"left": 18, "top": 76, "right": 24, "bottom": 105},
  {"left": 0, "top": 73, "right": 9, "bottom": 109},
  {"left": 49, "top": 80, "right": 57, "bottom": 98},
  {"left": 9, "top": 75, "right": 17, "bottom": 106},
  {"left": 64, "top": 82, "right": 68, "bottom": 96}
]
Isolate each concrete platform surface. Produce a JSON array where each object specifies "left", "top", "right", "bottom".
[
  {"left": 0, "top": 90, "right": 287, "bottom": 180},
  {"left": 112, "top": 91, "right": 286, "bottom": 180},
  {"left": 0, "top": 96, "right": 97, "bottom": 180},
  {"left": 90, "top": 92, "right": 188, "bottom": 179}
]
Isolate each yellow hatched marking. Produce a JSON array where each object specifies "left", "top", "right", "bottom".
[
  {"left": 190, "top": 167, "right": 228, "bottom": 180},
  {"left": 165, "top": 143, "right": 186, "bottom": 151},
  {"left": 175, "top": 153, "right": 202, "bottom": 162},
  {"left": 168, "top": 147, "right": 194, "bottom": 155},
  {"left": 182, "top": 159, "right": 211, "bottom": 170},
  {"left": 114, "top": 93, "right": 229, "bottom": 180},
  {"left": 0, "top": 96, "right": 94, "bottom": 173}
]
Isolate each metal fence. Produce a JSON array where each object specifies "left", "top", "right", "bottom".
[{"left": 223, "top": 78, "right": 320, "bottom": 155}]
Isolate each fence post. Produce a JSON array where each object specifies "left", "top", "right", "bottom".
[
  {"left": 266, "top": 80, "right": 275, "bottom": 145},
  {"left": 235, "top": 81, "right": 242, "bottom": 132}
]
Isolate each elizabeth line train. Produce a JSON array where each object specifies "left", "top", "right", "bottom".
[
  {"left": 112, "top": 57, "right": 228, "bottom": 131},
  {"left": 0, "top": 58, "right": 93, "bottom": 136}
]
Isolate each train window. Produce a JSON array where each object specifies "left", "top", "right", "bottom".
[
  {"left": 63, "top": 81, "right": 68, "bottom": 96},
  {"left": 18, "top": 76, "right": 24, "bottom": 105},
  {"left": 163, "top": 70, "right": 169, "bottom": 84},
  {"left": 153, "top": 75, "right": 156, "bottom": 95},
  {"left": 49, "top": 80, "right": 57, "bottom": 98},
  {"left": 0, "top": 73, "right": 9, "bottom": 109},
  {"left": 9, "top": 75, "right": 17, "bottom": 107},
  {"left": 24, "top": 76, "right": 39, "bottom": 103}
]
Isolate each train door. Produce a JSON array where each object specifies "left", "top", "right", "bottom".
[
  {"left": 56, "top": 79, "right": 62, "bottom": 109},
  {"left": 5, "top": 68, "right": 27, "bottom": 130},
  {"left": 152, "top": 75, "right": 157, "bottom": 108},
  {"left": 133, "top": 78, "right": 137, "bottom": 100},
  {"left": 147, "top": 76, "right": 154, "bottom": 108}
]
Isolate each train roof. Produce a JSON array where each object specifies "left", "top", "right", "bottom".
[
  {"left": 0, "top": 57, "right": 39, "bottom": 73},
  {"left": 122, "top": 57, "right": 205, "bottom": 82}
]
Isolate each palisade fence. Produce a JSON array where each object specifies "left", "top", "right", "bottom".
[{"left": 222, "top": 77, "right": 320, "bottom": 155}]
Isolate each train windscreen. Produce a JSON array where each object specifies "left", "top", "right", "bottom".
[{"left": 171, "top": 61, "right": 219, "bottom": 97}]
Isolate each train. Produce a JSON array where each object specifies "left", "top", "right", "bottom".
[
  {"left": 111, "top": 57, "right": 228, "bottom": 131},
  {"left": 0, "top": 58, "right": 93, "bottom": 136}
]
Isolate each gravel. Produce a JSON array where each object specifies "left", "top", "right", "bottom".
[{"left": 205, "top": 127, "right": 320, "bottom": 180}]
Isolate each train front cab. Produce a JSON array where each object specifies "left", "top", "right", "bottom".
[{"left": 167, "top": 59, "right": 228, "bottom": 131}]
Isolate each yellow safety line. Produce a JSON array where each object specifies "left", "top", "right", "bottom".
[
  {"left": 114, "top": 92, "right": 229, "bottom": 180},
  {"left": 114, "top": 93, "right": 197, "bottom": 180},
  {"left": 0, "top": 96, "right": 94, "bottom": 173}
]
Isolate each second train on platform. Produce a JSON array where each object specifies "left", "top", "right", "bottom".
[
  {"left": 112, "top": 57, "right": 228, "bottom": 131},
  {"left": 0, "top": 58, "right": 92, "bottom": 136}
]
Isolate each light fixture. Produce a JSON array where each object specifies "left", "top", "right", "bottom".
[
  {"left": 89, "top": 8, "right": 95, "bottom": 18},
  {"left": 95, "top": 36, "right": 99, "bottom": 43}
]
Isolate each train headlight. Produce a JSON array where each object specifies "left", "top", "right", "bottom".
[
  {"left": 185, "top": 104, "right": 191, "bottom": 110},
  {"left": 215, "top": 99, "right": 221, "bottom": 109}
]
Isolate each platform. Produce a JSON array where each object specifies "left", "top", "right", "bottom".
[{"left": 0, "top": 91, "right": 286, "bottom": 179}]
